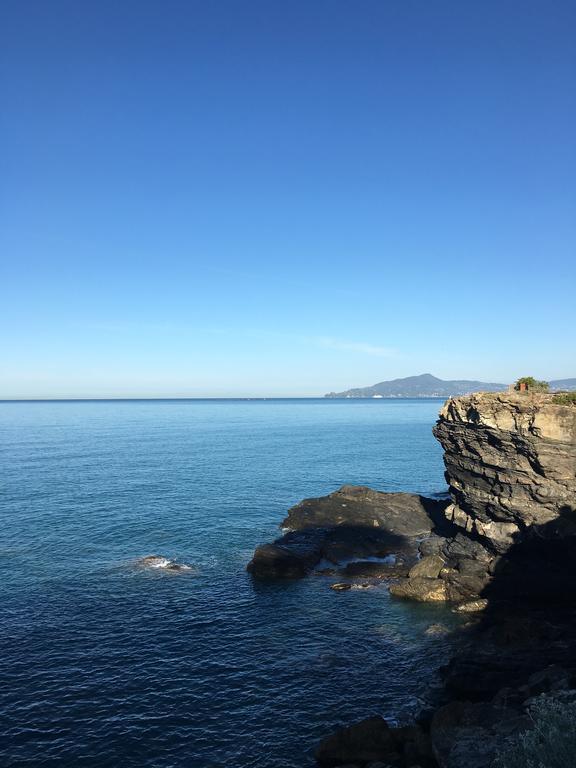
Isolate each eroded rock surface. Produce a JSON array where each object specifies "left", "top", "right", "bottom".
[
  {"left": 434, "top": 392, "right": 576, "bottom": 552},
  {"left": 393, "top": 393, "right": 576, "bottom": 605}
]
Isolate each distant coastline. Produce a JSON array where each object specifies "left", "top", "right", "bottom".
[{"left": 325, "top": 372, "right": 576, "bottom": 399}]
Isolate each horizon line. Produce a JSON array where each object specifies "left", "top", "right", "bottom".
[{"left": 0, "top": 395, "right": 451, "bottom": 403}]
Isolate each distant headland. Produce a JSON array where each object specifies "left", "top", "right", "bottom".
[{"left": 325, "top": 372, "right": 576, "bottom": 399}]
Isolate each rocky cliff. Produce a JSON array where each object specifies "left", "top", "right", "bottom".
[
  {"left": 434, "top": 392, "right": 576, "bottom": 552},
  {"left": 391, "top": 393, "right": 576, "bottom": 605}
]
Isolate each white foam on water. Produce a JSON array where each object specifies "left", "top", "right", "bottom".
[
  {"left": 137, "top": 555, "right": 194, "bottom": 571},
  {"left": 337, "top": 553, "right": 398, "bottom": 566}
]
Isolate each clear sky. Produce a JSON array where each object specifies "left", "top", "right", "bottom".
[{"left": 1, "top": 0, "right": 575, "bottom": 397}]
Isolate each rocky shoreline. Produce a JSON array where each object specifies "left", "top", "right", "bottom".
[{"left": 248, "top": 392, "right": 576, "bottom": 768}]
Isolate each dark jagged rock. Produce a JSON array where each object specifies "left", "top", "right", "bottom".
[
  {"left": 247, "top": 529, "right": 326, "bottom": 578},
  {"left": 315, "top": 715, "right": 435, "bottom": 768},
  {"left": 247, "top": 485, "right": 450, "bottom": 579},
  {"left": 418, "top": 534, "right": 447, "bottom": 557}
]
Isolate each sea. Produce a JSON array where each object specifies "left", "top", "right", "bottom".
[{"left": 0, "top": 398, "right": 461, "bottom": 768}]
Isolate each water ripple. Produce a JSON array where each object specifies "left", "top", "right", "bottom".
[{"left": 0, "top": 399, "right": 456, "bottom": 767}]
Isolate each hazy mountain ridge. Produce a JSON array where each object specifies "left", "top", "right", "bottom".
[
  {"left": 325, "top": 373, "right": 576, "bottom": 399},
  {"left": 550, "top": 378, "right": 576, "bottom": 390}
]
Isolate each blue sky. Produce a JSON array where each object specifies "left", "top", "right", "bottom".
[{"left": 1, "top": 0, "right": 575, "bottom": 397}]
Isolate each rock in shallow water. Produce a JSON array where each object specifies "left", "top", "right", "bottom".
[
  {"left": 452, "top": 598, "right": 488, "bottom": 613},
  {"left": 408, "top": 554, "right": 445, "bottom": 579},
  {"left": 390, "top": 577, "right": 448, "bottom": 602},
  {"left": 247, "top": 486, "right": 449, "bottom": 579},
  {"left": 425, "top": 623, "right": 450, "bottom": 636},
  {"left": 246, "top": 529, "right": 327, "bottom": 578}
]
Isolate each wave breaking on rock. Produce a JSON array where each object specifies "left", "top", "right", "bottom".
[{"left": 136, "top": 555, "right": 195, "bottom": 573}]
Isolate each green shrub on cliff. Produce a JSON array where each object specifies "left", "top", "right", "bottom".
[
  {"left": 495, "top": 694, "right": 576, "bottom": 768},
  {"left": 514, "top": 377, "right": 549, "bottom": 392},
  {"left": 552, "top": 392, "right": 576, "bottom": 405}
]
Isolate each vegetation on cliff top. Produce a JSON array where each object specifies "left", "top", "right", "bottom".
[{"left": 514, "top": 376, "right": 550, "bottom": 392}]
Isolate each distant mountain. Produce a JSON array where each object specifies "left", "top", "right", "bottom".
[
  {"left": 324, "top": 373, "right": 507, "bottom": 398},
  {"left": 550, "top": 379, "right": 576, "bottom": 391}
]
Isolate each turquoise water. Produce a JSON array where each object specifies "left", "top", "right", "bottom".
[{"left": 0, "top": 399, "right": 458, "bottom": 768}]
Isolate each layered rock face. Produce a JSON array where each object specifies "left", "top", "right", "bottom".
[
  {"left": 392, "top": 393, "right": 576, "bottom": 604},
  {"left": 433, "top": 392, "right": 576, "bottom": 553}
]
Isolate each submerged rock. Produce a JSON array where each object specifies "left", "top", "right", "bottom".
[
  {"left": 425, "top": 623, "right": 450, "bottom": 636},
  {"left": 136, "top": 555, "right": 194, "bottom": 573}
]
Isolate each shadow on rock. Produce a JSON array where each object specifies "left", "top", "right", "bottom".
[
  {"left": 443, "top": 507, "right": 576, "bottom": 702},
  {"left": 428, "top": 508, "right": 576, "bottom": 768},
  {"left": 313, "top": 508, "right": 576, "bottom": 768},
  {"left": 246, "top": 485, "right": 452, "bottom": 580}
]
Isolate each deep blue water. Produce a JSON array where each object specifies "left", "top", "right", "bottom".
[{"left": 0, "top": 399, "right": 459, "bottom": 768}]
